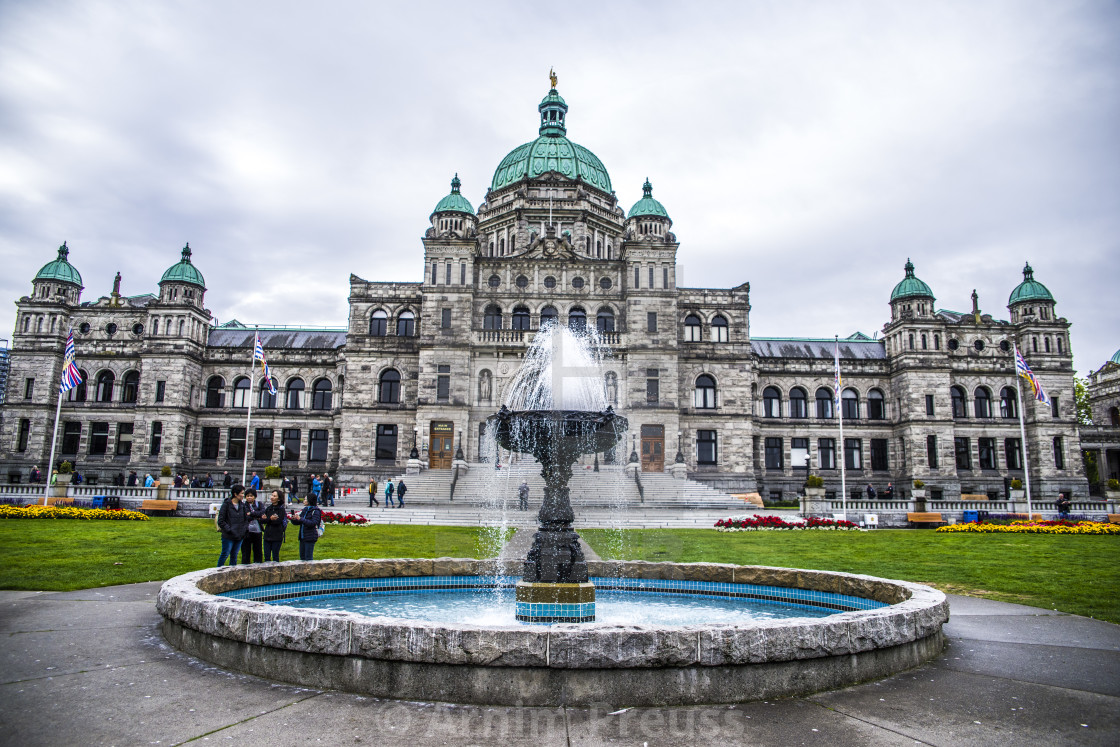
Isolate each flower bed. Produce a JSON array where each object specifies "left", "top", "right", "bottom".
[
  {"left": 715, "top": 514, "right": 860, "bottom": 531},
  {"left": 0, "top": 505, "right": 149, "bottom": 521},
  {"left": 320, "top": 510, "right": 369, "bottom": 526},
  {"left": 938, "top": 520, "right": 1120, "bottom": 535}
]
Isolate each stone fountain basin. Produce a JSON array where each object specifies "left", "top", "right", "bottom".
[{"left": 157, "top": 558, "right": 948, "bottom": 707}]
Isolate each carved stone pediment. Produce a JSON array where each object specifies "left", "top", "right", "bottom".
[{"left": 523, "top": 233, "right": 579, "bottom": 261}]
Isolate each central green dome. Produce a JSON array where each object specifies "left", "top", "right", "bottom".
[
  {"left": 490, "top": 86, "right": 612, "bottom": 193},
  {"left": 1008, "top": 262, "right": 1054, "bottom": 305},
  {"left": 35, "top": 242, "right": 82, "bottom": 286},
  {"left": 160, "top": 244, "right": 206, "bottom": 288},
  {"left": 890, "top": 259, "right": 935, "bottom": 302}
]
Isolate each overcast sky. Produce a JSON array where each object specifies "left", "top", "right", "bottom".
[{"left": 1, "top": 0, "right": 1117, "bottom": 374}]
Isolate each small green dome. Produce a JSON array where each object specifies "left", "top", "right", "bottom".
[
  {"left": 35, "top": 242, "right": 82, "bottom": 286},
  {"left": 1110, "top": 348, "right": 1120, "bottom": 365},
  {"left": 889, "top": 259, "right": 935, "bottom": 302},
  {"left": 1008, "top": 262, "right": 1054, "bottom": 305},
  {"left": 160, "top": 244, "right": 206, "bottom": 288},
  {"left": 628, "top": 179, "right": 670, "bottom": 220},
  {"left": 432, "top": 174, "right": 475, "bottom": 216}
]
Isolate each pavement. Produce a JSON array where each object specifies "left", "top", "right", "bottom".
[{"left": 0, "top": 584, "right": 1117, "bottom": 746}]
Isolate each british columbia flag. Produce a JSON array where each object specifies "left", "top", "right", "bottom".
[
  {"left": 59, "top": 330, "right": 83, "bottom": 393},
  {"left": 254, "top": 333, "right": 278, "bottom": 395},
  {"left": 1014, "top": 347, "right": 1051, "bottom": 405}
]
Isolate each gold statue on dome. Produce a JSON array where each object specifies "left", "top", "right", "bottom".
[{"left": 549, "top": 68, "right": 557, "bottom": 89}]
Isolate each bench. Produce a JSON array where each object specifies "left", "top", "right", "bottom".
[
  {"left": 907, "top": 512, "right": 944, "bottom": 527},
  {"left": 140, "top": 499, "right": 179, "bottom": 515},
  {"left": 1108, "top": 514, "right": 1120, "bottom": 525},
  {"left": 960, "top": 493, "right": 989, "bottom": 501},
  {"left": 45, "top": 496, "right": 73, "bottom": 506}
]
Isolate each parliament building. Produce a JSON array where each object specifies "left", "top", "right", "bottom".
[{"left": 0, "top": 82, "right": 1100, "bottom": 501}]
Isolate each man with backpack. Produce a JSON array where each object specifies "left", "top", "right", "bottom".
[
  {"left": 396, "top": 480, "right": 407, "bottom": 508},
  {"left": 367, "top": 477, "right": 379, "bottom": 507}
]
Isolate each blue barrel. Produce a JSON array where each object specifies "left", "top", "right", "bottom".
[
  {"left": 962, "top": 510, "right": 979, "bottom": 523},
  {"left": 90, "top": 496, "right": 106, "bottom": 508}
]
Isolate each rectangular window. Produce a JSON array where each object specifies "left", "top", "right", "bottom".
[
  {"left": 927, "top": 435, "right": 938, "bottom": 468},
  {"left": 149, "top": 421, "right": 162, "bottom": 456},
  {"left": 978, "top": 437, "right": 996, "bottom": 469},
  {"left": 114, "top": 422, "right": 134, "bottom": 456},
  {"left": 791, "top": 437, "right": 809, "bottom": 470},
  {"left": 697, "top": 430, "right": 717, "bottom": 465},
  {"left": 634, "top": 267, "right": 640, "bottom": 288},
  {"left": 200, "top": 427, "right": 221, "bottom": 459},
  {"left": 155, "top": 380, "right": 166, "bottom": 403},
  {"left": 437, "top": 365, "right": 451, "bottom": 401},
  {"left": 844, "top": 438, "right": 862, "bottom": 470},
  {"left": 89, "top": 422, "right": 109, "bottom": 455},
  {"left": 870, "top": 439, "right": 889, "bottom": 470},
  {"left": 460, "top": 262, "right": 466, "bottom": 285},
  {"left": 647, "top": 312, "right": 657, "bottom": 333},
  {"left": 663, "top": 267, "right": 669, "bottom": 288},
  {"left": 1005, "top": 438, "right": 1022, "bottom": 470},
  {"left": 645, "top": 369, "right": 659, "bottom": 405},
  {"left": 254, "top": 428, "right": 274, "bottom": 461},
  {"left": 441, "top": 309, "right": 452, "bottom": 329},
  {"left": 765, "top": 437, "right": 783, "bottom": 469},
  {"left": 281, "top": 429, "right": 301, "bottom": 462},
  {"left": 24, "top": 378, "right": 34, "bottom": 399},
  {"left": 431, "top": 263, "right": 437, "bottom": 284},
  {"left": 445, "top": 262, "right": 451, "bottom": 284},
  {"left": 17, "top": 419, "right": 31, "bottom": 452},
  {"left": 309, "top": 429, "right": 328, "bottom": 462},
  {"left": 227, "top": 427, "right": 246, "bottom": 460},
  {"left": 1050, "top": 396, "right": 1059, "bottom": 418},
  {"left": 375, "top": 424, "right": 398, "bottom": 461},
  {"left": 925, "top": 394, "right": 934, "bottom": 416},
  {"left": 1053, "top": 436, "right": 1064, "bottom": 469},
  {"left": 954, "top": 437, "right": 971, "bottom": 470},
  {"left": 648, "top": 266, "right": 654, "bottom": 288},
  {"left": 61, "top": 422, "right": 81, "bottom": 454},
  {"left": 818, "top": 438, "right": 836, "bottom": 470}
]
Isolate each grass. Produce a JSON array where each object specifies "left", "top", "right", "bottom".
[
  {"left": 0, "top": 518, "right": 509, "bottom": 592},
  {"left": 583, "top": 528, "right": 1120, "bottom": 624}
]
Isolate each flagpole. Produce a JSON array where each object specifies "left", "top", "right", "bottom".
[
  {"left": 835, "top": 335, "right": 847, "bottom": 521},
  {"left": 1013, "top": 344, "right": 1033, "bottom": 518},
  {"left": 241, "top": 327, "right": 257, "bottom": 487},
  {"left": 43, "top": 390, "right": 64, "bottom": 506}
]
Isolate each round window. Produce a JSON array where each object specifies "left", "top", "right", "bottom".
[
  {"left": 132, "top": 323, "right": 144, "bottom": 335},
  {"left": 488, "top": 275, "right": 501, "bottom": 288},
  {"left": 79, "top": 322, "right": 91, "bottom": 334},
  {"left": 543, "top": 276, "right": 557, "bottom": 289},
  {"left": 572, "top": 277, "right": 585, "bottom": 289},
  {"left": 516, "top": 275, "right": 529, "bottom": 289},
  {"left": 999, "top": 340, "right": 1011, "bottom": 353},
  {"left": 599, "top": 277, "right": 612, "bottom": 290},
  {"left": 947, "top": 338, "right": 959, "bottom": 351},
  {"left": 974, "top": 339, "right": 985, "bottom": 351},
  {"left": 106, "top": 323, "right": 118, "bottom": 335}
]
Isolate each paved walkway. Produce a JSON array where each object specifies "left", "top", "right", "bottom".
[{"left": 0, "top": 584, "right": 1116, "bottom": 746}]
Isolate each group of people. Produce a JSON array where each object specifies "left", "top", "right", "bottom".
[
  {"left": 367, "top": 478, "right": 407, "bottom": 507},
  {"left": 215, "top": 484, "right": 325, "bottom": 566},
  {"left": 865, "top": 483, "right": 895, "bottom": 500}
]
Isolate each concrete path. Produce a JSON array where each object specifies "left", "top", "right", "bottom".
[{"left": 0, "top": 584, "right": 1116, "bottom": 746}]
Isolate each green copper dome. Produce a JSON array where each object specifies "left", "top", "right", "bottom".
[
  {"left": 35, "top": 242, "right": 82, "bottom": 286},
  {"left": 1111, "top": 348, "right": 1120, "bottom": 365},
  {"left": 160, "top": 244, "right": 206, "bottom": 287},
  {"left": 628, "top": 179, "right": 670, "bottom": 219},
  {"left": 890, "top": 259, "right": 935, "bottom": 302},
  {"left": 490, "top": 86, "right": 612, "bottom": 193},
  {"left": 432, "top": 174, "right": 475, "bottom": 216},
  {"left": 1008, "top": 262, "right": 1054, "bottom": 305}
]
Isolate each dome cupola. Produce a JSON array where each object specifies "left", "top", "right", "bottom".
[
  {"left": 1008, "top": 262, "right": 1054, "bottom": 305},
  {"left": 159, "top": 244, "right": 206, "bottom": 306},
  {"left": 430, "top": 174, "right": 477, "bottom": 236},
  {"left": 431, "top": 174, "right": 475, "bottom": 217},
  {"left": 627, "top": 179, "right": 672, "bottom": 240},
  {"left": 628, "top": 179, "right": 670, "bottom": 220},
  {"left": 34, "top": 242, "right": 83, "bottom": 287},
  {"left": 888, "top": 259, "right": 935, "bottom": 322}
]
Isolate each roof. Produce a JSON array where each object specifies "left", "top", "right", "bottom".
[
  {"left": 432, "top": 174, "right": 475, "bottom": 216},
  {"left": 207, "top": 327, "right": 347, "bottom": 350},
  {"left": 160, "top": 244, "right": 206, "bottom": 287},
  {"left": 752, "top": 337, "right": 886, "bottom": 360},
  {"left": 628, "top": 179, "right": 670, "bottom": 220},
  {"left": 1008, "top": 262, "right": 1054, "bottom": 305},
  {"left": 889, "top": 259, "right": 934, "bottom": 302},
  {"left": 35, "top": 243, "right": 83, "bottom": 286}
]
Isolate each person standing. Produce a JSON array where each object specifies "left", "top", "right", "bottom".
[
  {"left": 306, "top": 474, "right": 315, "bottom": 499},
  {"left": 281, "top": 475, "right": 293, "bottom": 503},
  {"left": 249, "top": 472, "right": 261, "bottom": 491},
  {"left": 261, "top": 490, "right": 288, "bottom": 562},
  {"left": 1056, "top": 493, "right": 1072, "bottom": 518},
  {"left": 288, "top": 495, "right": 323, "bottom": 561},
  {"left": 216, "top": 485, "right": 249, "bottom": 567},
  {"left": 144, "top": 473, "right": 154, "bottom": 488},
  {"left": 29, "top": 466, "right": 41, "bottom": 484},
  {"left": 205, "top": 472, "right": 214, "bottom": 489},
  {"left": 384, "top": 479, "right": 395, "bottom": 508},
  {"left": 884, "top": 482, "right": 894, "bottom": 500},
  {"left": 173, "top": 473, "right": 184, "bottom": 489},
  {"left": 240, "top": 488, "right": 264, "bottom": 564},
  {"left": 223, "top": 471, "right": 232, "bottom": 489},
  {"left": 367, "top": 478, "right": 379, "bottom": 507},
  {"left": 866, "top": 483, "right": 877, "bottom": 500},
  {"left": 518, "top": 481, "right": 530, "bottom": 511},
  {"left": 311, "top": 474, "right": 322, "bottom": 504},
  {"left": 127, "top": 471, "right": 139, "bottom": 487},
  {"left": 323, "top": 473, "right": 335, "bottom": 506},
  {"left": 396, "top": 480, "right": 407, "bottom": 508}
]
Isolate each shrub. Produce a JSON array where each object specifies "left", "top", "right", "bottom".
[
  {"left": 805, "top": 475, "right": 824, "bottom": 488},
  {"left": 1108, "top": 478, "right": 1120, "bottom": 491},
  {"left": 58, "top": 461, "right": 73, "bottom": 474},
  {"left": 264, "top": 465, "right": 282, "bottom": 479},
  {"left": 160, "top": 465, "right": 172, "bottom": 477},
  {"left": 0, "top": 505, "right": 149, "bottom": 521},
  {"left": 912, "top": 479, "right": 925, "bottom": 489},
  {"left": 1010, "top": 478, "right": 1023, "bottom": 490}
]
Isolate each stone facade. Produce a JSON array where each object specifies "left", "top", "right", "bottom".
[
  {"left": 0, "top": 84, "right": 1090, "bottom": 500},
  {"left": 1082, "top": 352, "right": 1120, "bottom": 490}
]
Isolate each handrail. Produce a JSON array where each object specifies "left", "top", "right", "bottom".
[
  {"left": 634, "top": 469, "right": 644, "bottom": 504},
  {"left": 449, "top": 466, "right": 459, "bottom": 502}
]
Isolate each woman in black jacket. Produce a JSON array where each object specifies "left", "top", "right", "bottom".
[
  {"left": 216, "top": 486, "right": 248, "bottom": 567},
  {"left": 288, "top": 494, "right": 323, "bottom": 561},
  {"left": 240, "top": 488, "right": 264, "bottom": 564},
  {"left": 261, "top": 490, "right": 288, "bottom": 562}
]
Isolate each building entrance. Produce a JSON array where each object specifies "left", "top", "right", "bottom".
[
  {"left": 429, "top": 422, "right": 454, "bottom": 469},
  {"left": 641, "top": 424, "right": 664, "bottom": 472}
]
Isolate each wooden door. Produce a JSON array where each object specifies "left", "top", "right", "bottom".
[
  {"left": 429, "top": 422, "right": 454, "bottom": 469},
  {"left": 641, "top": 424, "right": 664, "bottom": 472}
]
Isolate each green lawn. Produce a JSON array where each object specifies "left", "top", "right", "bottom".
[
  {"left": 0, "top": 518, "right": 508, "bottom": 592},
  {"left": 583, "top": 528, "right": 1120, "bottom": 624}
]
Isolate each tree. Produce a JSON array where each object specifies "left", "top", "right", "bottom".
[{"left": 1074, "top": 376, "right": 1093, "bottom": 426}]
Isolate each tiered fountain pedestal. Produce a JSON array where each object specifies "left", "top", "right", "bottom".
[{"left": 515, "top": 582, "right": 595, "bottom": 623}]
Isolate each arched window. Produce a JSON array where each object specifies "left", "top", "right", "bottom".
[
  {"left": 151, "top": 319, "right": 159, "bottom": 335},
  {"left": 396, "top": 310, "right": 415, "bottom": 337},
  {"left": 1044, "top": 337, "right": 1051, "bottom": 353},
  {"left": 121, "top": 371, "right": 140, "bottom": 404},
  {"left": 67, "top": 370, "right": 88, "bottom": 402},
  {"left": 934, "top": 334, "right": 941, "bottom": 350},
  {"left": 951, "top": 386, "right": 967, "bottom": 418},
  {"left": 232, "top": 376, "right": 251, "bottom": 408},
  {"left": 499, "top": 238, "right": 505, "bottom": 254},
  {"left": 511, "top": 306, "right": 531, "bottom": 331},
  {"left": 1000, "top": 387, "right": 1018, "bottom": 418},
  {"left": 816, "top": 388, "right": 834, "bottom": 419},
  {"left": 596, "top": 307, "right": 615, "bottom": 333},
  {"left": 95, "top": 370, "right": 115, "bottom": 403},
  {"left": 842, "top": 388, "right": 860, "bottom": 420},
  {"left": 259, "top": 378, "right": 278, "bottom": 409},
  {"left": 974, "top": 387, "right": 992, "bottom": 418},
  {"left": 711, "top": 315, "right": 729, "bottom": 342},
  {"left": 568, "top": 307, "right": 587, "bottom": 333},
  {"left": 789, "top": 387, "right": 808, "bottom": 418},
  {"left": 311, "top": 378, "right": 333, "bottom": 410},
  {"left": 695, "top": 374, "right": 717, "bottom": 409},
  {"left": 204, "top": 375, "right": 224, "bottom": 408},
  {"left": 684, "top": 314, "right": 702, "bottom": 342},
  {"left": 285, "top": 378, "right": 305, "bottom": 409},
  {"left": 378, "top": 369, "right": 401, "bottom": 404},
  {"left": 868, "top": 389, "right": 886, "bottom": 419},
  {"left": 539, "top": 306, "right": 558, "bottom": 327},
  {"left": 484, "top": 304, "right": 502, "bottom": 330},
  {"left": 1111, "top": 406, "right": 1120, "bottom": 427},
  {"left": 908, "top": 334, "right": 914, "bottom": 349},
  {"left": 369, "top": 310, "right": 388, "bottom": 336},
  {"left": 921, "top": 334, "right": 928, "bottom": 350},
  {"left": 762, "top": 386, "right": 781, "bottom": 418}
]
